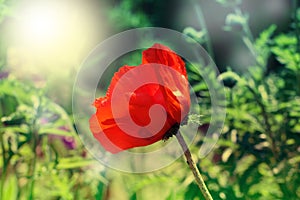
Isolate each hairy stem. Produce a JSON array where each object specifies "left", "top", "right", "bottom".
[{"left": 176, "top": 131, "right": 213, "bottom": 200}]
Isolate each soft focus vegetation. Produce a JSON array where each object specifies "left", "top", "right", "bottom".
[{"left": 0, "top": 0, "right": 299, "bottom": 199}]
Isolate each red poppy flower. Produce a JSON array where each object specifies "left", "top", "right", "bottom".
[{"left": 89, "top": 43, "right": 190, "bottom": 153}]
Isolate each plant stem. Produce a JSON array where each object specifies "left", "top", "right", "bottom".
[
  {"left": 175, "top": 131, "right": 213, "bottom": 200},
  {"left": 192, "top": 0, "right": 215, "bottom": 60},
  {"left": 28, "top": 128, "right": 38, "bottom": 200},
  {"left": 0, "top": 133, "right": 7, "bottom": 200},
  {"left": 245, "top": 85, "right": 278, "bottom": 161}
]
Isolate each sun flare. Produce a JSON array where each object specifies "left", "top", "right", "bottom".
[
  {"left": 8, "top": 0, "right": 104, "bottom": 77},
  {"left": 23, "top": 6, "right": 62, "bottom": 43}
]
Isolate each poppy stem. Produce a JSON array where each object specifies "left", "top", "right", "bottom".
[{"left": 175, "top": 131, "right": 213, "bottom": 200}]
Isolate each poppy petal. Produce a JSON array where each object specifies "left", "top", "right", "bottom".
[
  {"left": 90, "top": 43, "right": 191, "bottom": 154},
  {"left": 142, "top": 43, "right": 187, "bottom": 79}
]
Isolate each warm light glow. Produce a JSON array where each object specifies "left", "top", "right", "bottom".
[
  {"left": 24, "top": 7, "right": 61, "bottom": 42},
  {"left": 8, "top": 0, "right": 105, "bottom": 78},
  {"left": 17, "top": 1, "right": 69, "bottom": 47}
]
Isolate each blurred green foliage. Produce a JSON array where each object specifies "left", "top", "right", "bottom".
[
  {"left": 105, "top": 0, "right": 151, "bottom": 30},
  {"left": 0, "top": 0, "right": 299, "bottom": 200}
]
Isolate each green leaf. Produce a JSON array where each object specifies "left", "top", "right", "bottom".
[
  {"left": 192, "top": 82, "right": 207, "bottom": 92},
  {"left": 254, "top": 24, "right": 276, "bottom": 67},
  {"left": 2, "top": 175, "right": 18, "bottom": 200},
  {"left": 0, "top": 125, "right": 29, "bottom": 134},
  {"left": 38, "top": 127, "right": 73, "bottom": 136},
  {"left": 183, "top": 27, "right": 207, "bottom": 44},
  {"left": 56, "top": 157, "right": 98, "bottom": 169},
  {"left": 95, "top": 178, "right": 107, "bottom": 200}
]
